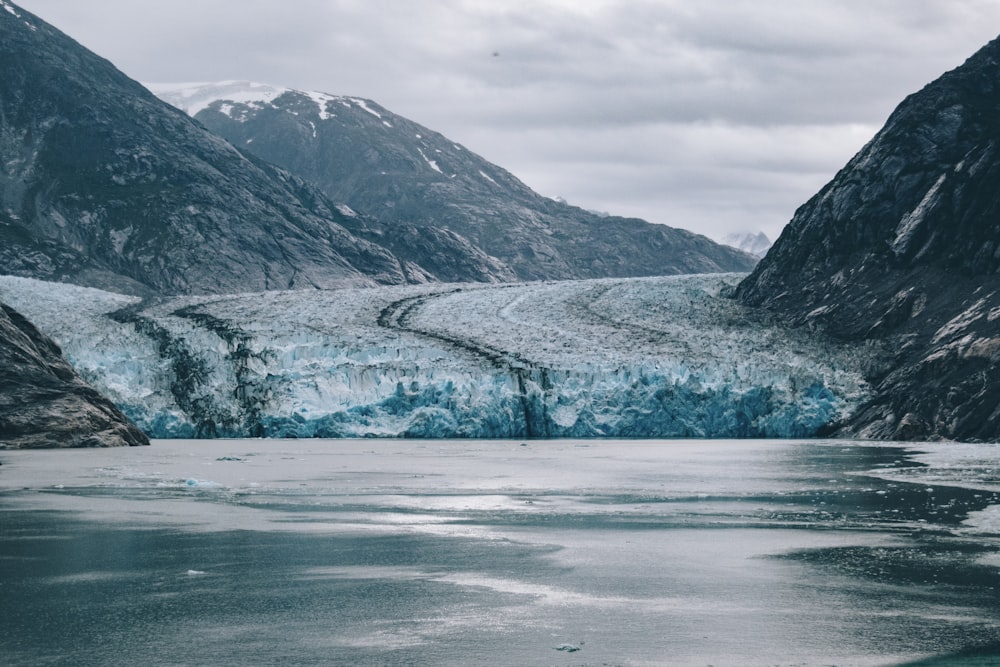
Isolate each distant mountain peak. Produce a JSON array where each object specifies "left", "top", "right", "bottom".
[
  {"left": 148, "top": 81, "right": 388, "bottom": 124},
  {"left": 148, "top": 81, "right": 290, "bottom": 115},
  {"left": 722, "top": 231, "right": 771, "bottom": 259}
]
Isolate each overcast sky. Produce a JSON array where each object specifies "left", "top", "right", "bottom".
[{"left": 16, "top": 1, "right": 1000, "bottom": 242}]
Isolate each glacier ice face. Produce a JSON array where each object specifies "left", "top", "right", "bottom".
[{"left": 0, "top": 274, "right": 877, "bottom": 439}]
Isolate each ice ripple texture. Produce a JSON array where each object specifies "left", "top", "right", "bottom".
[{"left": 0, "top": 274, "right": 876, "bottom": 439}]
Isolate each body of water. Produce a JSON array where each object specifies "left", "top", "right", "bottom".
[{"left": 2, "top": 438, "right": 999, "bottom": 666}]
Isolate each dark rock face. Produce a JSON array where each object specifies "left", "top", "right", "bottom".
[
  {"left": 0, "top": 3, "right": 425, "bottom": 295},
  {"left": 736, "top": 36, "right": 1000, "bottom": 441},
  {"left": 162, "top": 84, "right": 758, "bottom": 281},
  {"left": 0, "top": 302, "right": 148, "bottom": 448}
]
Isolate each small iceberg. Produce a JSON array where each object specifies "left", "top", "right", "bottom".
[
  {"left": 185, "top": 478, "right": 221, "bottom": 488},
  {"left": 554, "top": 643, "right": 581, "bottom": 652}
]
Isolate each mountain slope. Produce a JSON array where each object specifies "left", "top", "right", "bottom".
[
  {"left": 0, "top": 300, "right": 148, "bottom": 448},
  {"left": 736, "top": 35, "right": 1000, "bottom": 441},
  {"left": 0, "top": 2, "right": 431, "bottom": 295},
  {"left": 155, "top": 82, "right": 758, "bottom": 281}
]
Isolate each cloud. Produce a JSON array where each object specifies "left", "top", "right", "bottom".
[{"left": 16, "top": 0, "right": 1000, "bottom": 240}]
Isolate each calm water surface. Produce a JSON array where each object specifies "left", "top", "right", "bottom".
[{"left": 2, "top": 438, "right": 1000, "bottom": 666}]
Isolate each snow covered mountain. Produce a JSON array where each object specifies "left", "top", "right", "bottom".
[
  {"left": 737, "top": 35, "right": 1000, "bottom": 441},
  {"left": 722, "top": 231, "right": 772, "bottom": 259},
  {"left": 0, "top": 274, "right": 874, "bottom": 440},
  {"left": 153, "top": 81, "right": 759, "bottom": 282}
]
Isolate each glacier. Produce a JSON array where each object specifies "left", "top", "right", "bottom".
[{"left": 0, "top": 274, "right": 878, "bottom": 439}]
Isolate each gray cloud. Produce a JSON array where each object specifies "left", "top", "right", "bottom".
[{"left": 17, "top": 0, "right": 1000, "bottom": 241}]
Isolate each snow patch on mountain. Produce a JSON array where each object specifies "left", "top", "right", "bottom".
[
  {"left": 0, "top": 0, "right": 36, "bottom": 30},
  {"left": 304, "top": 90, "right": 337, "bottom": 120},
  {"left": 151, "top": 82, "right": 395, "bottom": 127},
  {"left": 417, "top": 147, "right": 444, "bottom": 174},
  {"left": 349, "top": 97, "right": 382, "bottom": 119},
  {"left": 148, "top": 81, "right": 292, "bottom": 117}
]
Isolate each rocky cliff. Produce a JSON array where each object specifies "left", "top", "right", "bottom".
[
  {"left": 736, "top": 35, "right": 1000, "bottom": 441},
  {"left": 156, "top": 82, "right": 758, "bottom": 281},
  {"left": 0, "top": 302, "right": 148, "bottom": 448}
]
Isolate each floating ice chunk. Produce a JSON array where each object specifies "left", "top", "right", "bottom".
[
  {"left": 185, "top": 478, "right": 221, "bottom": 488},
  {"left": 554, "top": 643, "right": 581, "bottom": 652},
  {"left": 962, "top": 505, "right": 1000, "bottom": 537}
]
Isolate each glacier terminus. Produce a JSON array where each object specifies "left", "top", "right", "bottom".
[{"left": 0, "top": 274, "right": 876, "bottom": 440}]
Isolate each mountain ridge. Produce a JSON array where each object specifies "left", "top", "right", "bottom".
[{"left": 154, "top": 80, "right": 759, "bottom": 281}]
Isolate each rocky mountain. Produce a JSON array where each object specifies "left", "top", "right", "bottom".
[
  {"left": 0, "top": 1, "right": 448, "bottom": 295},
  {"left": 736, "top": 35, "right": 1000, "bottom": 442},
  {"left": 0, "top": 300, "right": 148, "bottom": 448},
  {"left": 155, "top": 82, "right": 758, "bottom": 281}
]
